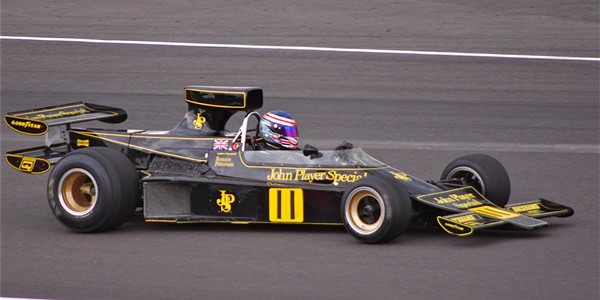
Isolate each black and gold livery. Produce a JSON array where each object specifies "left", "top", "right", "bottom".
[{"left": 3, "top": 86, "right": 574, "bottom": 243}]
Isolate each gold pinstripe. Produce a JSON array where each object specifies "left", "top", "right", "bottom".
[
  {"left": 74, "top": 131, "right": 208, "bottom": 163},
  {"left": 185, "top": 88, "right": 247, "bottom": 109}
]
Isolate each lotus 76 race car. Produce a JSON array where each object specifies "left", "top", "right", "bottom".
[{"left": 4, "top": 86, "right": 574, "bottom": 243}]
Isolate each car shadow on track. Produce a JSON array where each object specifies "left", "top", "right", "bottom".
[
  {"left": 117, "top": 215, "right": 565, "bottom": 246},
  {"left": 122, "top": 214, "right": 347, "bottom": 234},
  {"left": 402, "top": 224, "right": 562, "bottom": 247}
]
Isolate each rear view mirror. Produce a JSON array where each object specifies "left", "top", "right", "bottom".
[{"left": 303, "top": 144, "right": 323, "bottom": 159}]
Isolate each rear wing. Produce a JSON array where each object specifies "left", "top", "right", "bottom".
[
  {"left": 4, "top": 102, "right": 127, "bottom": 174},
  {"left": 4, "top": 102, "right": 127, "bottom": 135}
]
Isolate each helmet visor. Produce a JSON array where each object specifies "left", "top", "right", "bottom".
[{"left": 271, "top": 123, "right": 298, "bottom": 138}]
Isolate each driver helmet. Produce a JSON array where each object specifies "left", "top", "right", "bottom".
[{"left": 259, "top": 111, "right": 299, "bottom": 149}]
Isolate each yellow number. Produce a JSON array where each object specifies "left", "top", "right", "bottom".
[{"left": 269, "top": 188, "right": 304, "bottom": 223}]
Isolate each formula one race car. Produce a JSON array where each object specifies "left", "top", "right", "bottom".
[{"left": 3, "top": 86, "right": 574, "bottom": 243}]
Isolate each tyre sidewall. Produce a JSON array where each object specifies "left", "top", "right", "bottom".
[
  {"left": 48, "top": 147, "right": 138, "bottom": 232},
  {"left": 441, "top": 154, "right": 511, "bottom": 207},
  {"left": 341, "top": 178, "right": 411, "bottom": 243}
]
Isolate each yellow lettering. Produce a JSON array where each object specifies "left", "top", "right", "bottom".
[
  {"left": 509, "top": 203, "right": 541, "bottom": 213},
  {"left": 215, "top": 156, "right": 234, "bottom": 167},
  {"left": 267, "top": 169, "right": 293, "bottom": 181},
  {"left": 216, "top": 190, "right": 235, "bottom": 213}
]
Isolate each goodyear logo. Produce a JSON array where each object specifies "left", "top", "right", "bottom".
[
  {"left": 266, "top": 168, "right": 367, "bottom": 183},
  {"left": 5, "top": 116, "right": 48, "bottom": 135},
  {"left": 11, "top": 119, "right": 42, "bottom": 129},
  {"left": 443, "top": 222, "right": 466, "bottom": 232},
  {"left": 437, "top": 216, "right": 474, "bottom": 236}
]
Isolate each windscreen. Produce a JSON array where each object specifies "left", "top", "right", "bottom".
[{"left": 242, "top": 148, "right": 387, "bottom": 168}]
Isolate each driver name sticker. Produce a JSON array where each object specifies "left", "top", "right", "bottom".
[{"left": 269, "top": 188, "right": 304, "bottom": 223}]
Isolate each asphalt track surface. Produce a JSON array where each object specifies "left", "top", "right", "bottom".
[{"left": 1, "top": 1, "right": 599, "bottom": 299}]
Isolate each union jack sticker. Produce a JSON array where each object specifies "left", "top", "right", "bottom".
[{"left": 213, "top": 139, "right": 229, "bottom": 151}]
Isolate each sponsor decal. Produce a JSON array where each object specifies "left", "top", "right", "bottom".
[
  {"left": 5, "top": 116, "right": 48, "bottom": 135},
  {"left": 213, "top": 139, "right": 229, "bottom": 151},
  {"left": 449, "top": 214, "right": 477, "bottom": 224},
  {"left": 216, "top": 190, "right": 236, "bottom": 213},
  {"left": 417, "top": 188, "right": 490, "bottom": 210},
  {"left": 19, "top": 157, "right": 36, "bottom": 172},
  {"left": 193, "top": 113, "right": 207, "bottom": 129},
  {"left": 507, "top": 203, "right": 542, "bottom": 214},
  {"left": 269, "top": 188, "right": 304, "bottom": 223},
  {"left": 77, "top": 139, "right": 90, "bottom": 147},
  {"left": 33, "top": 108, "right": 88, "bottom": 120},
  {"left": 447, "top": 214, "right": 483, "bottom": 227},
  {"left": 215, "top": 155, "right": 234, "bottom": 167},
  {"left": 230, "top": 142, "right": 240, "bottom": 151},
  {"left": 6, "top": 155, "right": 51, "bottom": 174},
  {"left": 437, "top": 216, "right": 474, "bottom": 236},
  {"left": 266, "top": 168, "right": 367, "bottom": 183},
  {"left": 390, "top": 171, "right": 412, "bottom": 181},
  {"left": 433, "top": 192, "right": 482, "bottom": 209},
  {"left": 443, "top": 222, "right": 466, "bottom": 232}
]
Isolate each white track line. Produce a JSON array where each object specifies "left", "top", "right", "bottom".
[
  {"left": 304, "top": 140, "right": 600, "bottom": 154},
  {"left": 1, "top": 35, "right": 599, "bottom": 62}
]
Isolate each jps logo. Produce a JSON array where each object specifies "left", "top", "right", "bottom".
[
  {"left": 193, "top": 113, "right": 207, "bottom": 129},
  {"left": 216, "top": 190, "right": 235, "bottom": 213},
  {"left": 390, "top": 171, "right": 412, "bottom": 182}
]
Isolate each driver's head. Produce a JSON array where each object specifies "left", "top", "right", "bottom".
[{"left": 259, "top": 111, "right": 299, "bottom": 149}]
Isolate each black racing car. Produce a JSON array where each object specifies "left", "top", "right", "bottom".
[{"left": 3, "top": 86, "right": 573, "bottom": 243}]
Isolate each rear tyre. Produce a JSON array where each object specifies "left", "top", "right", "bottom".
[
  {"left": 47, "top": 147, "right": 139, "bottom": 232},
  {"left": 440, "top": 153, "right": 511, "bottom": 207},
  {"left": 341, "top": 178, "right": 411, "bottom": 243}
]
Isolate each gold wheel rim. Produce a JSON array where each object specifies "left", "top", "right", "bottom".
[
  {"left": 345, "top": 187, "right": 384, "bottom": 235},
  {"left": 58, "top": 168, "right": 97, "bottom": 216}
]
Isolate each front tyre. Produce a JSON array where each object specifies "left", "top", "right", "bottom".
[
  {"left": 48, "top": 147, "right": 139, "bottom": 232},
  {"left": 341, "top": 178, "right": 411, "bottom": 243},
  {"left": 441, "top": 153, "right": 511, "bottom": 207}
]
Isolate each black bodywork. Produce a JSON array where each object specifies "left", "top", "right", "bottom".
[{"left": 4, "top": 86, "right": 574, "bottom": 240}]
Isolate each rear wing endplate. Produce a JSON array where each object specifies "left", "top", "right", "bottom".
[{"left": 4, "top": 102, "right": 126, "bottom": 136}]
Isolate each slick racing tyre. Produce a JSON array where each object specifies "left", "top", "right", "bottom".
[
  {"left": 441, "top": 153, "right": 511, "bottom": 207},
  {"left": 47, "top": 147, "right": 139, "bottom": 232},
  {"left": 341, "top": 178, "right": 411, "bottom": 243}
]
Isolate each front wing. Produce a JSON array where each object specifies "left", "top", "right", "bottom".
[{"left": 416, "top": 187, "right": 574, "bottom": 236}]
